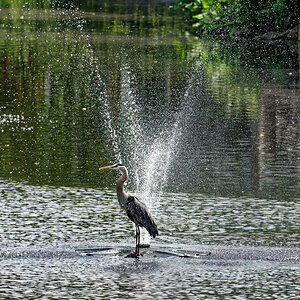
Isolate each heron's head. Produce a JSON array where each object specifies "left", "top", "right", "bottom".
[{"left": 99, "top": 163, "right": 127, "bottom": 173}]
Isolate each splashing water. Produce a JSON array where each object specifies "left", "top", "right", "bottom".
[
  {"left": 119, "top": 65, "right": 144, "bottom": 172},
  {"left": 101, "top": 94, "right": 123, "bottom": 163},
  {"left": 60, "top": 5, "right": 201, "bottom": 245},
  {"left": 97, "top": 63, "right": 184, "bottom": 244},
  {"left": 137, "top": 121, "right": 182, "bottom": 244},
  {"left": 97, "top": 61, "right": 204, "bottom": 244}
]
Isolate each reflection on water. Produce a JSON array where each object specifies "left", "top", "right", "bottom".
[
  {"left": 258, "top": 79, "right": 300, "bottom": 196},
  {"left": 0, "top": 1, "right": 299, "bottom": 198},
  {"left": 0, "top": 180, "right": 300, "bottom": 298},
  {"left": 2, "top": 249, "right": 299, "bottom": 299},
  {"left": 1, "top": 248, "right": 300, "bottom": 299},
  {"left": 1, "top": 0, "right": 300, "bottom": 298},
  {"left": 2, "top": 180, "right": 299, "bottom": 248}
]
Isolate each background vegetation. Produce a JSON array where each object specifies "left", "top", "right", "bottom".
[{"left": 172, "top": 0, "right": 300, "bottom": 34}]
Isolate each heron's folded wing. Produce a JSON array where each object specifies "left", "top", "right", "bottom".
[{"left": 126, "top": 196, "right": 158, "bottom": 237}]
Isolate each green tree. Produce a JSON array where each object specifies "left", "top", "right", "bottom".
[{"left": 172, "top": 0, "right": 300, "bottom": 33}]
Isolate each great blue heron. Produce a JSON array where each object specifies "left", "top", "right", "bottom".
[{"left": 99, "top": 163, "right": 158, "bottom": 257}]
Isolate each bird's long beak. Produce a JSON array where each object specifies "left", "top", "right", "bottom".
[{"left": 99, "top": 165, "right": 114, "bottom": 170}]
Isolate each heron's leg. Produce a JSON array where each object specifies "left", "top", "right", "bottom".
[
  {"left": 125, "top": 224, "right": 141, "bottom": 258},
  {"left": 135, "top": 225, "right": 140, "bottom": 256}
]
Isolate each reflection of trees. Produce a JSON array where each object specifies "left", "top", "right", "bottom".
[
  {"left": 1, "top": 3, "right": 299, "bottom": 198},
  {"left": 0, "top": 24, "right": 112, "bottom": 186},
  {"left": 256, "top": 77, "right": 300, "bottom": 196},
  {"left": 183, "top": 38, "right": 300, "bottom": 198},
  {"left": 0, "top": 4, "right": 192, "bottom": 187}
]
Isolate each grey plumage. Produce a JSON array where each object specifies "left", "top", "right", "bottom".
[
  {"left": 99, "top": 163, "right": 158, "bottom": 256},
  {"left": 126, "top": 196, "right": 158, "bottom": 238}
]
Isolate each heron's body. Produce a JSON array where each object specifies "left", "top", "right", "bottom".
[{"left": 100, "top": 163, "right": 158, "bottom": 257}]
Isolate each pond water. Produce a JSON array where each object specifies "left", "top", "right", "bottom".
[{"left": 0, "top": 0, "right": 300, "bottom": 299}]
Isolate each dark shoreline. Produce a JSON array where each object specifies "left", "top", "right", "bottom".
[{"left": 233, "top": 24, "right": 299, "bottom": 42}]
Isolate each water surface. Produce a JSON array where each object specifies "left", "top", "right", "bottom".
[{"left": 0, "top": 0, "right": 300, "bottom": 298}]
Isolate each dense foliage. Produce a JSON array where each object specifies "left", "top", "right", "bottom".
[
  {"left": 0, "top": 0, "right": 51, "bottom": 8},
  {"left": 172, "top": 0, "right": 300, "bottom": 33}
]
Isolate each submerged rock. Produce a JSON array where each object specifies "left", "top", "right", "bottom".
[
  {"left": 234, "top": 24, "right": 299, "bottom": 41},
  {"left": 253, "top": 24, "right": 299, "bottom": 41},
  {"left": 254, "top": 30, "right": 288, "bottom": 40}
]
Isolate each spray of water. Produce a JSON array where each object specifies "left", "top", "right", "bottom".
[
  {"left": 99, "top": 63, "right": 202, "bottom": 244},
  {"left": 136, "top": 121, "right": 182, "bottom": 244},
  {"left": 97, "top": 63, "right": 185, "bottom": 244},
  {"left": 53, "top": 4, "right": 199, "bottom": 245}
]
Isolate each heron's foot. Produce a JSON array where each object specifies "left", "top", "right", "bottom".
[{"left": 125, "top": 252, "right": 143, "bottom": 258}]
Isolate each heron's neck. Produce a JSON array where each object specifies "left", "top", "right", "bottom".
[{"left": 116, "top": 168, "right": 128, "bottom": 197}]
